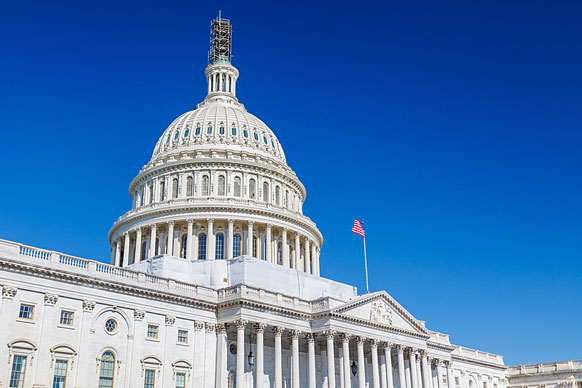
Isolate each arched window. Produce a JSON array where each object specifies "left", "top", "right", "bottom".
[
  {"left": 275, "top": 186, "right": 280, "bottom": 206},
  {"left": 181, "top": 234, "right": 187, "bottom": 259},
  {"left": 173, "top": 131, "right": 180, "bottom": 141},
  {"left": 98, "top": 351, "right": 115, "bottom": 388},
  {"left": 195, "top": 127, "right": 201, "bottom": 136},
  {"left": 201, "top": 176, "right": 209, "bottom": 196},
  {"left": 160, "top": 180, "right": 165, "bottom": 201},
  {"left": 198, "top": 233, "right": 207, "bottom": 260},
  {"left": 218, "top": 176, "right": 226, "bottom": 196},
  {"left": 140, "top": 187, "right": 145, "bottom": 206},
  {"left": 207, "top": 126, "right": 213, "bottom": 135},
  {"left": 249, "top": 179, "right": 256, "bottom": 199},
  {"left": 285, "top": 190, "right": 289, "bottom": 207},
  {"left": 172, "top": 178, "right": 178, "bottom": 199},
  {"left": 186, "top": 176, "right": 193, "bottom": 197},
  {"left": 219, "top": 126, "right": 225, "bottom": 135},
  {"left": 252, "top": 236, "right": 258, "bottom": 258},
  {"left": 231, "top": 127, "right": 237, "bottom": 136},
  {"left": 233, "top": 234, "right": 241, "bottom": 257},
  {"left": 149, "top": 184, "right": 154, "bottom": 204},
  {"left": 233, "top": 177, "right": 241, "bottom": 197},
  {"left": 215, "top": 233, "right": 225, "bottom": 260},
  {"left": 262, "top": 182, "right": 269, "bottom": 202},
  {"left": 141, "top": 241, "right": 147, "bottom": 261}
]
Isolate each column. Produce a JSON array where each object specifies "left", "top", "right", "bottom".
[
  {"left": 421, "top": 352, "right": 430, "bottom": 388},
  {"left": 371, "top": 340, "right": 381, "bottom": 388},
  {"left": 282, "top": 228, "right": 289, "bottom": 267},
  {"left": 215, "top": 323, "right": 228, "bottom": 388},
  {"left": 307, "top": 334, "right": 316, "bottom": 388},
  {"left": 311, "top": 244, "right": 318, "bottom": 276},
  {"left": 166, "top": 221, "right": 174, "bottom": 256},
  {"left": 397, "top": 345, "right": 407, "bottom": 388},
  {"left": 266, "top": 224, "right": 272, "bottom": 263},
  {"left": 207, "top": 218, "right": 215, "bottom": 260},
  {"left": 291, "top": 330, "right": 301, "bottom": 388},
  {"left": 186, "top": 219, "right": 194, "bottom": 260},
  {"left": 341, "top": 334, "right": 351, "bottom": 388},
  {"left": 149, "top": 224, "right": 157, "bottom": 258},
  {"left": 437, "top": 362, "right": 445, "bottom": 388},
  {"left": 416, "top": 354, "right": 423, "bottom": 388},
  {"left": 123, "top": 232, "right": 130, "bottom": 266},
  {"left": 294, "top": 233, "right": 300, "bottom": 270},
  {"left": 255, "top": 323, "right": 266, "bottom": 388},
  {"left": 236, "top": 319, "right": 247, "bottom": 388},
  {"left": 356, "top": 336, "right": 366, "bottom": 388},
  {"left": 384, "top": 343, "right": 394, "bottom": 388},
  {"left": 325, "top": 330, "right": 336, "bottom": 388},
  {"left": 273, "top": 326, "right": 284, "bottom": 388},
  {"left": 247, "top": 221, "right": 254, "bottom": 257},
  {"left": 315, "top": 247, "right": 320, "bottom": 276},
  {"left": 304, "top": 238, "right": 311, "bottom": 273},
  {"left": 135, "top": 228, "right": 142, "bottom": 262},
  {"left": 410, "top": 349, "right": 419, "bottom": 388},
  {"left": 227, "top": 219, "right": 234, "bottom": 259},
  {"left": 114, "top": 239, "right": 121, "bottom": 266}
]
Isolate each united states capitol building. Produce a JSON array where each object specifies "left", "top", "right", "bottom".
[{"left": 0, "top": 15, "right": 578, "bottom": 388}]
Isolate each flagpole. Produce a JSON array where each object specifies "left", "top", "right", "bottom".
[{"left": 363, "top": 234, "right": 369, "bottom": 294}]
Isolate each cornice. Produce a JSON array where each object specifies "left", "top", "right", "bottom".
[
  {"left": 325, "top": 311, "right": 431, "bottom": 340},
  {"left": 451, "top": 354, "right": 506, "bottom": 370},
  {"left": 427, "top": 340, "right": 456, "bottom": 352}
]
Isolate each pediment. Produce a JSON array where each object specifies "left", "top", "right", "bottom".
[{"left": 331, "top": 291, "right": 428, "bottom": 336}]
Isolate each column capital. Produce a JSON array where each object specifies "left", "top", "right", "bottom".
[
  {"left": 168, "top": 220, "right": 175, "bottom": 227},
  {"left": 151, "top": 223, "right": 157, "bottom": 231},
  {"left": 289, "top": 329, "right": 301, "bottom": 339},
  {"left": 369, "top": 338, "right": 380, "bottom": 348},
  {"left": 123, "top": 231, "right": 129, "bottom": 237},
  {"left": 381, "top": 341, "right": 393, "bottom": 351},
  {"left": 431, "top": 358, "right": 440, "bottom": 367},
  {"left": 339, "top": 333, "right": 352, "bottom": 342},
  {"left": 306, "top": 333, "right": 316, "bottom": 343},
  {"left": 205, "top": 322, "right": 215, "bottom": 332},
  {"left": 444, "top": 360, "right": 452, "bottom": 368},
  {"left": 216, "top": 323, "right": 227, "bottom": 333},
  {"left": 272, "top": 326, "right": 284, "bottom": 337},
  {"left": 44, "top": 293, "right": 58, "bottom": 305},
  {"left": 323, "top": 329, "right": 336, "bottom": 340},
  {"left": 187, "top": 218, "right": 194, "bottom": 225},
  {"left": 355, "top": 336, "right": 366, "bottom": 345},
  {"left": 206, "top": 218, "right": 214, "bottom": 223},
  {"left": 248, "top": 220, "right": 254, "bottom": 226},
  {"left": 266, "top": 223, "right": 272, "bottom": 230},
  {"left": 396, "top": 344, "right": 405, "bottom": 354},
  {"left": 254, "top": 322, "right": 267, "bottom": 333},
  {"left": 418, "top": 349, "right": 427, "bottom": 357},
  {"left": 228, "top": 218, "right": 235, "bottom": 225},
  {"left": 235, "top": 319, "right": 248, "bottom": 330}
]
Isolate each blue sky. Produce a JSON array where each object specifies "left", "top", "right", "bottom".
[{"left": 0, "top": 0, "right": 580, "bottom": 365}]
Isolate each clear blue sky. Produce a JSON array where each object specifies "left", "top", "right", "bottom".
[{"left": 0, "top": 0, "right": 580, "bottom": 365}]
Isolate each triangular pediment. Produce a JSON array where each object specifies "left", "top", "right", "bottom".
[{"left": 331, "top": 291, "right": 429, "bottom": 336}]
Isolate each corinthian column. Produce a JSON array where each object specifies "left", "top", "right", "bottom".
[
  {"left": 341, "top": 333, "right": 352, "bottom": 388},
  {"left": 167, "top": 221, "right": 174, "bottom": 256},
  {"left": 307, "top": 333, "right": 316, "bottom": 388},
  {"left": 227, "top": 219, "right": 234, "bottom": 259},
  {"left": 255, "top": 323, "right": 266, "bottom": 388},
  {"left": 397, "top": 345, "right": 407, "bottom": 388},
  {"left": 236, "top": 320, "right": 247, "bottom": 388},
  {"left": 282, "top": 228, "right": 289, "bottom": 267},
  {"left": 383, "top": 343, "right": 394, "bottom": 388},
  {"left": 149, "top": 224, "right": 157, "bottom": 258},
  {"left": 247, "top": 221, "right": 254, "bottom": 257},
  {"left": 304, "top": 238, "right": 311, "bottom": 273},
  {"left": 273, "top": 326, "right": 283, "bottom": 388},
  {"left": 266, "top": 224, "right": 272, "bottom": 263},
  {"left": 410, "top": 349, "right": 419, "bottom": 388},
  {"left": 123, "top": 232, "right": 130, "bottom": 266},
  {"left": 421, "top": 351, "right": 430, "bottom": 388},
  {"left": 371, "top": 339, "right": 381, "bottom": 388},
  {"left": 291, "top": 330, "right": 301, "bottom": 388},
  {"left": 207, "top": 218, "right": 215, "bottom": 260},
  {"left": 446, "top": 361, "right": 454, "bottom": 388},
  {"left": 325, "top": 330, "right": 336, "bottom": 388},
  {"left": 186, "top": 219, "right": 194, "bottom": 260},
  {"left": 135, "top": 227, "right": 142, "bottom": 262},
  {"left": 356, "top": 336, "right": 366, "bottom": 388},
  {"left": 294, "top": 233, "right": 300, "bottom": 270}
]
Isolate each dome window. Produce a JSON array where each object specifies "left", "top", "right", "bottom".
[
  {"left": 243, "top": 129, "right": 249, "bottom": 138},
  {"left": 195, "top": 127, "right": 201, "bottom": 136},
  {"left": 174, "top": 131, "right": 180, "bottom": 141},
  {"left": 231, "top": 127, "right": 237, "bottom": 136},
  {"left": 165, "top": 134, "right": 171, "bottom": 145},
  {"left": 184, "top": 128, "right": 190, "bottom": 138},
  {"left": 253, "top": 132, "right": 259, "bottom": 141},
  {"left": 271, "top": 139, "right": 275, "bottom": 148},
  {"left": 219, "top": 126, "right": 225, "bottom": 135},
  {"left": 207, "top": 126, "right": 213, "bottom": 135},
  {"left": 263, "top": 135, "right": 268, "bottom": 144}
]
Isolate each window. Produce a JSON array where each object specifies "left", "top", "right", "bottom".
[
  {"left": 218, "top": 176, "right": 226, "bottom": 196},
  {"left": 443, "top": 376, "right": 448, "bottom": 384},
  {"left": 165, "top": 134, "right": 171, "bottom": 145},
  {"left": 243, "top": 129, "right": 248, "bottom": 138},
  {"left": 172, "top": 178, "right": 178, "bottom": 199},
  {"left": 275, "top": 186, "right": 280, "bottom": 205},
  {"left": 195, "top": 127, "right": 201, "bottom": 136},
  {"left": 140, "top": 187, "right": 145, "bottom": 206},
  {"left": 249, "top": 179, "right": 256, "bottom": 199},
  {"left": 183, "top": 128, "right": 190, "bottom": 138},
  {"left": 207, "top": 126, "right": 212, "bottom": 135},
  {"left": 160, "top": 180, "right": 165, "bottom": 201},
  {"left": 141, "top": 241, "right": 147, "bottom": 261},
  {"left": 469, "top": 380, "right": 474, "bottom": 387},
  {"left": 198, "top": 233, "right": 207, "bottom": 260},
  {"left": 177, "top": 330, "right": 188, "bottom": 344},
  {"left": 176, "top": 372, "right": 186, "bottom": 388},
  {"left": 216, "top": 233, "right": 225, "bottom": 260},
  {"left": 144, "top": 369, "right": 155, "bottom": 388},
  {"left": 233, "top": 177, "right": 241, "bottom": 197},
  {"left": 263, "top": 135, "right": 268, "bottom": 144},
  {"left": 455, "top": 377, "right": 460, "bottom": 387},
  {"left": 98, "top": 351, "right": 115, "bottom": 388},
  {"left": 253, "top": 132, "right": 259, "bottom": 141},
  {"left": 201, "top": 176, "right": 209, "bottom": 196},
  {"left": 231, "top": 127, "right": 237, "bottom": 136},
  {"left": 271, "top": 139, "right": 275, "bottom": 148},
  {"left": 262, "top": 182, "right": 269, "bottom": 202},
  {"left": 9, "top": 355, "right": 26, "bottom": 388},
  {"left": 173, "top": 131, "right": 179, "bottom": 141},
  {"left": 186, "top": 176, "right": 193, "bottom": 196},
  {"left": 149, "top": 184, "right": 154, "bottom": 204},
  {"left": 59, "top": 310, "right": 74, "bottom": 326},
  {"left": 285, "top": 190, "right": 289, "bottom": 207},
  {"left": 52, "top": 359, "right": 68, "bottom": 388},
  {"left": 219, "top": 126, "right": 225, "bottom": 135},
  {"left": 18, "top": 304, "right": 34, "bottom": 320},
  {"left": 147, "top": 324, "right": 159, "bottom": 339},
  {"left": 252, "top": 236, "right": 258, "bottom": 258},
  {"left": 180, "top": 235, "right": 187, "bottom": 259},
  {"left": 105, "top": 319, "right": 117, "bottom": 333},
  {"left": 233, "top": 234, "right": 241, "bottom": 257}
]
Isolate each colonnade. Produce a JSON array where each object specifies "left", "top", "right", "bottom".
[
  {"left": 227, "top": 320, "right": 458, "bottom": 388},
  {"left": 111, "top": 219, "right": 320, "bottom": 276}
]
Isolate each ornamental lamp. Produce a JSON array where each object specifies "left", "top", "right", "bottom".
[
  {"left": 248, "top": 350, "right": 254, "bottom": 366},
  {"left": 351, "top": 360, "right": 357, "bottom": 376}
]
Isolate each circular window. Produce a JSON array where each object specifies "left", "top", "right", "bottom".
[
  {"left": 253, "top": 132, "right": 259, "bottom": 141},
  {"left": 229, "top": 343, "right": 237, "bottom": 355},
  {"left": 105, "top": 318, "right": 117, "bottom": 334},
  {"left": 243, "top": 129, "right": 248, "bottom": 138}
]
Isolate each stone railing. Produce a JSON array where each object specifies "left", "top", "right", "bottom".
[
  {"left": 454, "top": 346, "right": 505, "bottom": 365},
  {"left": 506, "top": 360, "right": 582, "bottom": 375}
]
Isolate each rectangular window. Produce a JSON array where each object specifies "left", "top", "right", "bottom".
[
  {"left": 455, "top": 377, "right": 460, "bottom": 387},
  {"left": 52, "top": 359, "right": 68, "bottom": 388},
  {"left": 9, "top": 355, "right": 27, "bottom": 388},
  {"left": 177, "top": 330, "right": 188, "bottom": 344},
  {"left": 443, "top": 376, "right": 448, "bottom": 385},
  {"left": 176, "top": 372, "right": 186, "bottom": 388},
  {"left": 144, "top": 369, "right": 155, "bottom": 388},
  {"left": 18, "top": 304, "right": 34, "bottom": 320},
  {"left": 147, "top": 324, "right": 159, "bottom": 339},
  {"left": 59, "top": 310, "right": 74, "bottom": 326}
]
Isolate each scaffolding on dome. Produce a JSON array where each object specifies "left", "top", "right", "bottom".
[{"left": 208, "top": 11, "right": 232, "bottom": 64}]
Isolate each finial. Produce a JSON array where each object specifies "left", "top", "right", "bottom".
[{"left": 209, "top": 12, "right": 232, "bottom": 64}]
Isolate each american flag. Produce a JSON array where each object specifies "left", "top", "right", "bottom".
[{"left": 352, "top": 219, "right": 365, "bottom": 237}]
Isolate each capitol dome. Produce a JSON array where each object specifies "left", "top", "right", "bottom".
[{"left": 108, "top": 16, "right": 322, "bottom": 276}]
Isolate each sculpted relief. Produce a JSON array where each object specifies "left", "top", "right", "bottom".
[{"left": 370, "top": 300, "right": 392, "bottom": 325}]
